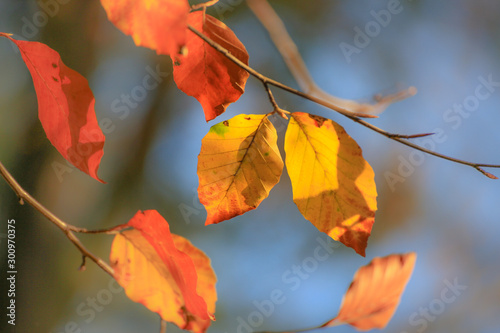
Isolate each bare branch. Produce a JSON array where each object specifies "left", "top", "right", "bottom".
[
  {"left": 262, "top": 82, "right": 289, "bottom": 119},
  {"left": 68, "top": 224, "right": 128, "bottom": 234},
  {"left": 186, "top": 24, "right": 500, "bottom": 178},
  {"left": 187, "top": 24, "right": 376, "bottom": 119},
  {"left": 0, "top": 161, "right": 115, "bottom": 277},
  {"left": 388, "top": 132, "right": 435, "bottom": 139},
  {"left": 246, "top": 0, "right": 416, "bottom": 115}
]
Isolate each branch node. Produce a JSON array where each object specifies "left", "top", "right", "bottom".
[{"left": 277, "top": 108, "right": 289, "bottom": 119}]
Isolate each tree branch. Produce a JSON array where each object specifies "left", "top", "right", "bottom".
[
  {"left": 0, "top": 160, "right": 115, "bottom": 276},
  {"left": 187, "top": 24, "right": 376, "bottom": 119},
  {"left": 186, "top": 24, "right": 500, "bottom": 179},
  {"left": 262, "top": 82, "right": 289, "bottom": 119},
  {"left": 246, "top": 0, "right": 416, "bottom": 115}
]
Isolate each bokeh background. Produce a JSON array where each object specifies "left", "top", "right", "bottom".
[{"left": 1, "top": 1, "right": 500, "bottom": 332}]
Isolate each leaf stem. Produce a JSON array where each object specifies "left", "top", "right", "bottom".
[
  {"left": 186, "top": 24, "right": 500, "bottom": 178},
  {"left": 262, "top": 82, "right": 288, "bottom": 119},
  {"left": 160, "top": 318, "right": 167, "bottom": 333},
  {"left": 0, "top": 160, "right": 115, "bottom": 277}
]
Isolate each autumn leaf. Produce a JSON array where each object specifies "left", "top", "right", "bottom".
[
  {"left": 198, "top": 114, "right": 283, "bottom": 225},
  {"left": 110, "top": 210, "right": 216, "bottom": 333},
  {"left": 173, "top": 12, "right": 250, "bottom": 121},
  {"left": 284, "top": 112, "right": 377, "bottom": 256},
  {"left": 0, "top": 33, "right": 105, "bottom": 182},
  {"left": 100, "top": 0, "right": 190, "bottom": 56},
  {"left": 322, "top": 253, "right": 416, "bottom": 330}
]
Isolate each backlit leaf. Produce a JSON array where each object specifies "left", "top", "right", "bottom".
[
  {"left": 284, "top": 112, "right": 377, "bottom": 256},
  {"left": 322, "top": 253, "right": 416, "bottom": 330},
  {"left": 100, "top": 0, "right": 190, "bottom": 56},
  {"left": 173, "top": 12, "right": 250, "bottom": 121},
  {"left": 0, "top": 33, "right": 105, "bottom": 182},
  {"left": 110, "top": 210, "right": 216, "bottom": 333},
  {"left": 198, "top": 114, "right": 283, "bottom": 225}
]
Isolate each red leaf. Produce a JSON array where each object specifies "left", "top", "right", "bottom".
[
  {"left": 1, "top": 33, "right": 105, "bottom": 182},
  {"left": 323, "top": 253, "right": 416, "bottom": 330},
  {"left": 173, "top": 12, "right": 250, "bottom": 121},
  {"left": 115, "top": 210, "right": 214, "bottom": 328},
  {"left": 100, "top": 0, "right": 190, "bottom": 56}
]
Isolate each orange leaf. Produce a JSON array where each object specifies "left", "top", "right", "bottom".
[
  {"left": 173, "top": 12, "right": 250, "bottom": 121},
  {"left": 284, "top": 112, "right": 377, "bottom": 256},
  {"left": 198, "top": 114, "right": 283, "bottom": 224},
  {"left": 110, "top": 210, "right": 216, "bottom": 333},
  {"left": 1, "top": 33, "right": 105, "bottom": 182},
  {"left": 100, "top": 0, "right": 190, "bottom": 56},
  {"left": 323, "top": 253, "right": 416, "bottom": 330}
]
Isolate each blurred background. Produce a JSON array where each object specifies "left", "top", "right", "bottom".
[{"left": 1, "top": 0, "right": 500, "bottom": 332}]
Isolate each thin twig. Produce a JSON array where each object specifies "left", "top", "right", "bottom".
[
  {"left": 191, "top": 0, "right": 219, "bottom": 11},
  {"left": 389, "top": 132, "right": 435, "bottom": 139},
  {"left": 254, "top": 325, "right": 318, "bottom": 333},
  {"left": 186, "top": 24, "right": 500, "bottom": 178},
  {"left": 262, "top": 82, "right": 289, "bottom": 119},
  {"left": 0, "top": 161, "right": 115, "bottom": 276},
  {"left": 68, "top": 224, "right": 128, "bottom": 234},
  {"left": 79, "top": 255, "right": 87, "bottom": 272},
  {"left": 160, "top": 318, "right": 167, "bottom": 333},
  {"left": 254, "top": 311, "right": 384, "bottom": 333},
  {"left": 246, "top": 0, "right": 416, "bottom": 115},
  {"left": 187, "top": 24, "right": 376, "bottom": 119}
]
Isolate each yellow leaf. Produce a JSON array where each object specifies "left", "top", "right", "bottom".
[
  {"left": 284, "top": 112, "right": 377, "bottom": 256},
  {"left": 110, "top": 210, "right": 216, "bottom": 333},
  {"left": 323, "top": 253, "right": 416, "bottom": 330},
  {"left": 198, "top": 114, "right": 283, "bottom": 225}
]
